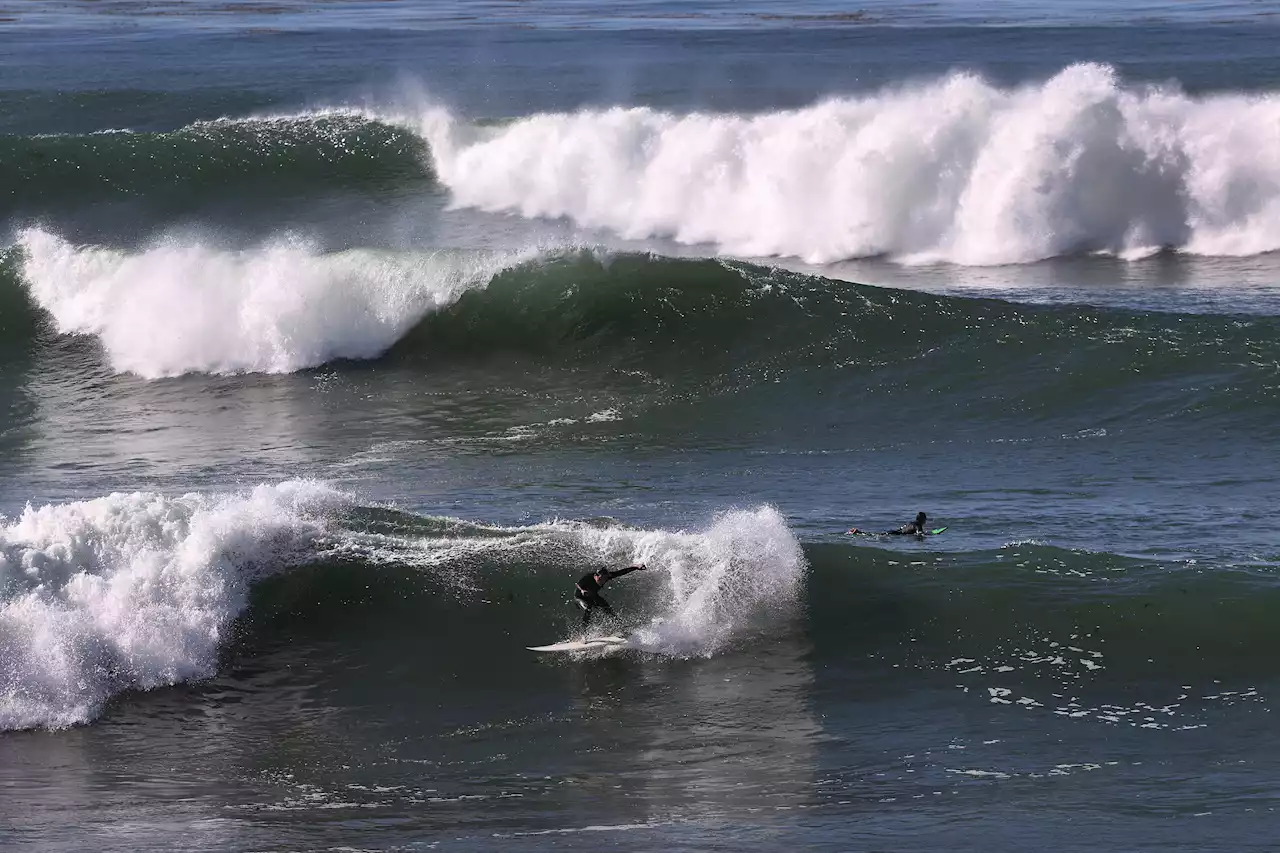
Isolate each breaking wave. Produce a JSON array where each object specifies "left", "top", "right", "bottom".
[
  {"left": 411, "top": 63, "right": 1280, "bottom": 264},
  {"left": 13, "top": 228, "right": 541, "bottom": 377},
  {"left": 0, "top": 485, "right": 804, "bottom": 731}
]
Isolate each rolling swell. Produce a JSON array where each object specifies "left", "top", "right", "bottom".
[
  {"left": 7, "top": 237, "right": 1280, "bottom": 427},
  {"left": 0, "top": 114, "right": 430, "bottom": 219},
  {"left": 396, "top": 252, "right": 1280, "bottom": 426},
  {"left": 808, "top": 542, "right": 1280, "bottom": 674},
  {"left": 232, "top": 536, "right": 1280, "bottom": 738},
  {"left": 806, "top": 541, "right": 1277, "bottom": 730}
]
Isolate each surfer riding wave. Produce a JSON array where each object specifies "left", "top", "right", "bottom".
[{"left": 575, "top": 564, "right": 647, "bottom": 625}]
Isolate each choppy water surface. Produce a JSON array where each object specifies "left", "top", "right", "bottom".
[{"left": 2, "top": 3, "right": 1279, "bottom": 851}]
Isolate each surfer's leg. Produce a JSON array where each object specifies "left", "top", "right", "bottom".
[
  {"left": 581, "top": 594, "right": 602, "bottom": 625},
  {"left": 597, "top": 596, "right": 614, "bottom": 617}
]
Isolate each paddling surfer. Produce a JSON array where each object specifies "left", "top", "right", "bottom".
[{"left": 847, "top": 511, "right": 929, "bottom": 536}]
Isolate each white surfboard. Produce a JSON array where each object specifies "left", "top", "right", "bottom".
[{"left": 528, "top": 635, "right": 629, "bottom": 653}]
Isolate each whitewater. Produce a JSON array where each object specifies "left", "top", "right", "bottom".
[
  {"left": 9, "top": 62, "right": 1280, "bottom": 380},
  {"left": 0, "top": 481, "right": 803, "bottom": 731},
  {"left": 5, "top": 10, "right": 1280, "bottom": 852},
  {"left": 414, "top": 62, "right": 1280, "bottom": 264},
  {"left": 16, "top": 229, "right": 551, "bottom": 377}
]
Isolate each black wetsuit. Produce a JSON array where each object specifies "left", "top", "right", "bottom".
[
  {"left": 887, "top": 522, "right": 924, "bottom": 535},
  {"left": 575, "top": 572, "right": 615, "bottom": 624},
  {"left": 574, "top": 566, "right": 642, "bottom": 625}
]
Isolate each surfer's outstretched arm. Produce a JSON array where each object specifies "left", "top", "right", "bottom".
[{"left": 609, "top": 564, "right": 646, "bottom": 579}]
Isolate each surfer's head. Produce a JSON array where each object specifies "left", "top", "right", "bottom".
[
  {"left": 595, "top": 568, "right": 611, "bottom": 581},
  {"left": 916, "top": 512, "right": 927, "bottom": 526}
]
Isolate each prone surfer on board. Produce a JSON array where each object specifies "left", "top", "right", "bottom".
[
  {"left": 847, "top": 511, "right": 929, "bottom": 536},
  {"left": 575, "top": 564, "right": 647, "bottom": 625}
]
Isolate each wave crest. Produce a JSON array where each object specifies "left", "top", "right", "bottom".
[
  {"left": 413, "top": 63, "right": 1280, "bottom": 264},
  {"left": 0, "top": 114, "right": 428, "bottom": 213},
  {"left": 0, "top": 481, "right": 349, "bottom": 731},
  {"left": 0, "top": 486, "right": 805, "bottom": 730},
  {"left": 18, "top": 228, "right": 538, "bottom": 377}
]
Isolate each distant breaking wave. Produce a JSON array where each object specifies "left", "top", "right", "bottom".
[
  {"left": 412, "top": 63, "right": 1280, "bottom": 264},
  {"left": 14, "top": 228, "right": 544, "bottom": 377},
  {"left": 6, "top": 64, "right": 1280, "bottom": 266},
  {"left": 8, "top": 233, "right": 1280, "bottom": 436}
]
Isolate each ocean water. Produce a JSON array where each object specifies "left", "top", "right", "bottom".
[{"left": 2, "top": 2, "right": 1279, "bottom": 850}]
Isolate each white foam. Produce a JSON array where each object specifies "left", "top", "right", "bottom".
[
  {"left": 550, "top": 505, "right": 805, "bottom": 656},
  {"left": 0, "top": 481, "right": 351, "bottom": 731},
  {"left": 0, "top": 490, "right": 804, "bottom": 729},
  {"left": 18, "top": 228, "right": 537, "bottom": 378},
  {"left": 409, "top": 63, "right": 1280, "bottom": 265},
  {"left": 375, "top": 506, "right": 806, "bottom": 655}
]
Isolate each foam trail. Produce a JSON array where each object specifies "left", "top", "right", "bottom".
[
  {"left": 413, "top": 63, "right": 1280, "bottom": 265},
  {"left": 343, "top": 504, "right": 807, "bottom": 655},
  {"left": 18, "top": 228, "right": 537, "bottom": 378},
  {"left": 0, "top": 481, "right": 350, "bottom": 731},
  {"left": 556, "top": 506, "right": 806, "bottom": 656}
]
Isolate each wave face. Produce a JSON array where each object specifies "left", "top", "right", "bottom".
[
  {"left": 805, "top": 542, "right": 1280, "bottom": 730},
  {"left": 8, "top": 237, "right": 1280, "bottom": 433},
  {"left": 7, "top": 481, "right": 1273, "bottom": 735},
  {"left": 415, "top": 63, "right": 1280, "bottom": 264},
  {"left": 0, "top": 486, "right": 803, "bottom": 731},
  {"left": 0, "top": 115, "right": 428, "bottom": 216}
]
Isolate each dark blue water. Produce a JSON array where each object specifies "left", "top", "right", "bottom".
[{"left": 1, "top": 3, "right": 1279, "bottom": 851}]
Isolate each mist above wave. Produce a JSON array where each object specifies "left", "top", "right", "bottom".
[{"left": 412, "top": 63, "right": 1280, "bottom": 265}]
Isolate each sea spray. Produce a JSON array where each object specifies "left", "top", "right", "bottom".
[
  {"left": 554, "top": 506, "right": 806, "bottom": 656},
  {"left": 340, "top": 505, "right": 807, "bottom": 656},
  {"left": 412, "top": 63, "right": 1280, "bottom": 264},
  {"left": 18, "top": 228, "right": 541, "bottom": 378},
  {"left": 0, "top": 488, "right": 806, "bottom": 729},
  {"left": 0, "top": 481, "right": 349, "bottom": 731}
]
